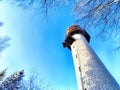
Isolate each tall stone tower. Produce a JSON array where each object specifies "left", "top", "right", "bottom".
[{"left": 63, "top": 25, "right": 120, "bottom": 90}]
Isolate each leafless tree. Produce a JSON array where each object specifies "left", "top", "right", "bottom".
[
  {"left": 21, "top": 69, "right": 53, "bottom": 90},
  {"left": 73, "top": 0, "right": 120, "bottom": 37},
  {"left": 0, "top": 22, "right": 10, "bottom": 53},
  {"left": 9, "top": 0, "right": 119, "bottom": 37},
  {"left": 0, "top": 36, "right": 10, "bottom": 53},
  {"left": 11, "top": 0, "right": 66, "bottom": 17},
  {"left": 9, "top": 0, "right": 120, "bottom": 50}
]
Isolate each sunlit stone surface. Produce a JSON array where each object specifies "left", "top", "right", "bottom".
[{"left": 71, "top": 34, "right": 120, "bottom": 90}]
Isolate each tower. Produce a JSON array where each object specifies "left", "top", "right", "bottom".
[{"left": 63, "top": 25, "right": 120, "bottom": 90}]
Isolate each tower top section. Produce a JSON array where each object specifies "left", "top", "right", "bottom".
[
  {"left": 63, "top": 25, "right": 90, "bottom": 50},
  {"left": 66, "top": 25, "right": 81, "bottom": 37}
]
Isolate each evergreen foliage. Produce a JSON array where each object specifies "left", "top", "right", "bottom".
[{"left": 0, "top": 70, "right": 24, "bottom": 90}]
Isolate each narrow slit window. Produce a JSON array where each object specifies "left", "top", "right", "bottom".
[
  {"left": 76, "top": 55, "right": 77, "bottom": 58},
  {"left": 79, "top": 67, "right": 81, "bottom": 72}
]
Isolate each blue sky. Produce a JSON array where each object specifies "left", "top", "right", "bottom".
[{"left": 0, "top": 1, "right": 120, "bottom": 90}]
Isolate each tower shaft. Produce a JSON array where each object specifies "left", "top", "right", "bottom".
[
  {"left": 71, "top": 34, "right": 119, "bottom": 90},
  {"left": 63, "top": 25, "right": 120, "bottom": 90}
]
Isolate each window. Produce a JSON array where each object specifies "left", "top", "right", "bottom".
[
  {"left": 79, "top": 67, "right": 81, "bottom": 72},
  {"left": 73, "top": 46, "right": 74, "bottom": 48},
  {"left": 76, "top": 55, "right": 77, "bottom": 58}
]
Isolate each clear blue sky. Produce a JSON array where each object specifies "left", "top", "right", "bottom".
[{"left": 0, "top": 1, "right": 120, "bottom": 90}]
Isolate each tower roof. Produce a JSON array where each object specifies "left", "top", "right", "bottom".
[
  {"left": 66, "top": 25, "right": 81, "bottom": 38},
  {"left": 63, "top": 25, "right": 90, "bottom": 50}
]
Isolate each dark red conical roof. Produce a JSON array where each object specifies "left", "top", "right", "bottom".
[{"left": 66, "top": 25, "right": 81, "bottom": 37}]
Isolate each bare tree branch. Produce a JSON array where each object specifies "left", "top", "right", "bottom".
[
  {"left": 73, "top": 0, "right": 120, "bottom": 38},
  {"left": 21, "top": 69, "right": 54, "bottom": 90},
  {"left": 5, "top": 0, "right": 120, "bottom": 49},
  {"left": 0, "top": 36, "right": 10, "bottom": 53}
]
